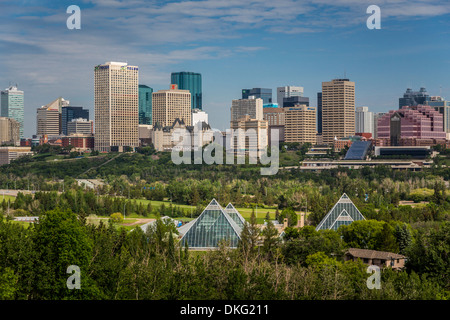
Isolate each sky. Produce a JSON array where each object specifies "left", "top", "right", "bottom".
[{"left": 1, "top": 0, "right": 449, "bottom": 137}]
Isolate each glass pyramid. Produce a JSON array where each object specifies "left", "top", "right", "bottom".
[
  {"left": 315, "top": 193, "right": 365, "bottom": 231},
  {"left": 223, "top": 203, "right": 246, "bottom": 229},
  {"left": 180, "top": 199, "right": 243, "bottom": 249}
]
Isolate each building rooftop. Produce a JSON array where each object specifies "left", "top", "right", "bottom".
[{"left": 346, "top": 248, "right": 406, "bottom": 260}]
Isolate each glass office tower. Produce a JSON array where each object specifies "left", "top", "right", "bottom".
[
  {"left": 61, "top": 106, "right": 89, "bottom": 135},
  {"left": 242, "top": 88, "right": 272, "bottom": 106},
  {"left": 171, "top": 72, "right": 202, "bottom": 110},
  {"left": 139, "top": 85, "right": 153, "bottom": 125},
  {"left": 1, "top": 85, "right": 24, "bottom": 138}
]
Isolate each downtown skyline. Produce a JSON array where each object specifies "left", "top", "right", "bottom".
[{"left": 1, "top": 0, "right": 450, "bottom": 137}]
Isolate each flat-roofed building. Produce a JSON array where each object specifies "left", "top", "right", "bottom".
[
  {"left": 263, "top": 107, "right": 285, "bottom": 145},
  {"left": 94, "top": 61, "right": 139, "bottom": 152},
  {"left": 0, "top": 117, "right": 20, "bottom": 146},
  {"left": 67, "top": 118, "right": 93, "bottom": 135},
  {"left": 231, "top": 97, "right": 263, "bottom": 121},
  {"left": 284, "top": 105, "right": 316, "bottom": 144},
  {"left": 0, "top": 146, "right": 33, "bottom": 165},
  {"left": 229, "top": 114, "right": 268, "bottom": 158},
  {"left": 152, "top": 84, "right": 191, "bottom": 128},
  {"left": 322, "top": 79, "right": 355, "bottom": 145}
]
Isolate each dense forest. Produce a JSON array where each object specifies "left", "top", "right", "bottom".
[{"left": 0, "top": 149, "right": 449, "bottom": 300}]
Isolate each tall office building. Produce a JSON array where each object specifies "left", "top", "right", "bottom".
[
  {"left": 428, "top": 96, "right": 450, "bottom": 133},
  {"left": 1, "top": 85, "right": 24, "bottom": 138},
  {"left": 36, "top": 97, "right": 68, "bottom": 136},
  {"left": 322, "top": 78, "right": 355, "bottom": 145},
  {"left": 152, "top": 84, "right": 191, "bottom": 127},
  {"left": 317, "top": 92, "right": 322, "bottom": 134},
  {"left": 277, "top": 86, "right": 303, "bottom": 108},
  {"left": 242, "top": 88, "right": 272, "bottom": 106},
  {"left": 171, "top": 72, "right": 202, "bottom": 110},
  {"left": 373, "top": 112, "right": 386, "bottom": 139},
  {"left": 231, "top": 97, "right": 263, "bottom": 121},
  {"left": 355, "top": 106, "right": 374, "bottom": 136},
  {"left": 263, "top": 107, "right": 285, "bottom": 145},
  {"left": 139, "top": 84, "right": 153, "bottom": 125},
  {"left": 230, "top": 115, "right": 268, "bottom": 158},
  {"left": 61, "top": 106, "right": 89, "bottom": 135},
  {"left": 0, "top": 117, "right": 20, "bottom": 146},
  {"left": 94, "top": 61, "right": 139, "bottom": 152},
  {"left": 284, "top": 105, "right": 317, "bottom": 144},
  {"left": 399, "top": 87, "right": 430, "bottom": 108}
]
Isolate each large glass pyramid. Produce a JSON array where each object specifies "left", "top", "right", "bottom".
[
  {"left": 315, "top": 193, "right": 365, "bottom": 231},
  {"left": 180, "top": 199, "right": 243, "bottom": 249}
]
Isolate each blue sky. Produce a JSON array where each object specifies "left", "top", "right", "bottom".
[{"left": 1, "top": 0, "right": 449, "bottom": 136}]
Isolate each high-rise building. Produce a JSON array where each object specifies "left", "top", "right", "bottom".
[
  {"left": 36, "top": 97, "right": 67, "bottom": 136},
  {"left": 1, "top": 85, "right": 24, "bottom": 138},
  {"left": 277, "top": 86, "right": 303, "bottom": 108},
  {"left": 399, "top": 88, "right": 430, "bottom": 108},
  {"left": 283, "top": 96, "right": 310, "bottom": 108},
  {"left": 192, "top": 108, "right": 208, "bottom": 126},
  {"left": 152, "top": 84, "right": 191, "bottom": 127},
  {"left": 355, "top": 106, "right": 374, "bottom": 136},
  {"left": 94, "top": 61, "right": 139, "bottom": 152},
  {"left": 317, "top": 92, "right": 322, "bottom": 135},
  {"left": 67, "top": 118, "right": 94, "bottom": 135},
  {"left": 242, "top": 88, "right": 272, "bottom": 106},
  {"left": 428, "top": 96, "right": 450, "bottom": 133},
  {"left": 284, "top": 105, "right": 317, "bottom": 144},
  {"left": 322, "top": 78, "right": 355, "bottom": 145},
  {"left": 231, "top": 97, "right": 263, "bottom": 121},
  {"left": 139, "top": 85, "right": 153, "bottom": 125},
  {"left": 61, "top": 106, "right": 89, "bottom": 135},
  {"left": 171, "top": 72, "right": 202, "bottom": 110},
  {"left": 0, "top": 117, "right": 20, "bottom": 146},
  {"left": 377, "top": 105, "right": 446, "bottom": 146}
]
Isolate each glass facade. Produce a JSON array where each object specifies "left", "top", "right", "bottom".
[
  {"left": 61, "top": 106, "right": 89, "bottom": 135},
  {"left": 138, "top": 85, "right": 153, "bottom": 125},
  {"left": 223, "top": 203, "right": 246, "bottom": 229},
  {"left": 315, "top": 194, "right": 365, "bottom": 231},
  {"left": 242, "top": 88, "right": 272, "bottom": 105},
  {"left": 399, "top": 87, "right": 430, "bottom": 108},
  {"left": 180, "top": 199, "right": 243, "bottom": 249},
  {"left": 171, "top": 72, "right": 202, "bottom": 110},
  {"left": 1, "top": 86, "right": 24, "bottom": 138}
]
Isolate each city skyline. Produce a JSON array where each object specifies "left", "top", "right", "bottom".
[{"left": 1, "top": 0, "right": 449, "bottom": 137}]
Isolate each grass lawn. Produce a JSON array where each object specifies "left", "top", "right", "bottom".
[{"left": 0, "top": 195, "right": 16, "bottom": 203}]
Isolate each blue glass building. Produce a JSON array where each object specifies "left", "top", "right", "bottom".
[
  {"left": 170, "top": 72, "right": 202, "bottom": 110},
  {"left": 242, "top": 88, "right": 272, "bottom": 105},
  {"left": 61, "top": 106, "right": 89, "bottom": 135},
  {"left": 139, "top": 85, "right": 153, "bottom": 125},
  {"left": 1, "top": 86, "right": 24, "bottom": 138}
]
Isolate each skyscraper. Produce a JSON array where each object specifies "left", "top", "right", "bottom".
[
  {"left": 0, "top": 117, "right": 20, "bottom": 146},
  {"left": 277, "top": 86, "right": 304, "bottom": 108},
  {"left": 94, "top": 61, "right": 139, "bottom": 152},
  {"left": 171, "top": 72, "right": 202, "bottom": 110},
  {"left": 399, "top": 87, "right": 430, "bottom": 108},
  {"left": 355, "top": 106, "right": 374, "bottom": 136},
  {"left": 61, "top": 106, "right": 89, "bottom": 135},
  {"left": 152, "top": 84, "right": 191, "bottom": 127},
  {"left": 36, "top": 97, "right": 69, "bottom": 136},
  {"left": 139, "top": 85, "right": 153, "bottom": 125},
  {"left": 1, "top": 85, "right": 24, "bottom": 138},
  {"left": 284, "top": 105, "right": 317, "bottom": 144},
  {"left": 282, "top": 96, "right": 310, "bottom": 108},
  {"left": 321, "top": 78, "right": 355, "bottom": 145},
  {"left": 242, "top": 88, "right": 272, "bottom": 106}
]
